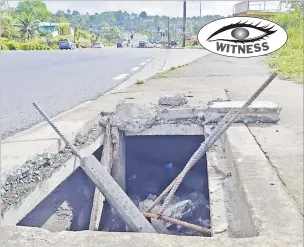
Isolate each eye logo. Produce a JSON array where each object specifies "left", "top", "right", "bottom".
[{"left": 198, "top": 17, "right": 287, "bottom": 58}]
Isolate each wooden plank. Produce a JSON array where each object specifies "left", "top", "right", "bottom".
[
  {"left": 89, "top": 125, "right": 113, "bottom": 231},
  {"left": 82, "top": 155, "right": 156, "bottom": 233},
  {"left": 111, "top": 127, "right": 126, "bottom": 191}
]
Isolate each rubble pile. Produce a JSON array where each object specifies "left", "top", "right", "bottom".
[
  {"left": 101, "top": 190, "right": 210, "bottom": 236},
  {"left": 138, "top": 191, "right": 210, "bottom": 236}
]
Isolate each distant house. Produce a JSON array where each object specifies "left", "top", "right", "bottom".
[{"left": 39, "top": 22, "right": 74, "bottom": 38}]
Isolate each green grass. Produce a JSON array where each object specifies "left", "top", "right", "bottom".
[
  {"left": 266, "top": 7, "right": 303, "bottom": 83},
  {"left": 135, "top": 79, "right": 145, "bottom": 84},
  {"left": 148, "top": 71, "right": 169, "bottom": 80}
]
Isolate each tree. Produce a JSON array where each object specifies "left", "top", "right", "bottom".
[
  {"left": 115, "top": 10, "right": 124, "bottom": 22},
  {"left": 15, "top": 12, "right": 40, "bottom": 41},
  {"left": 72, "top": 10, "right": 80, "bottom": 16},
  {"left": 139, "top": 11, "right": 148, "bottom": 19},
  {"left": 15, "top": 0, "right": 51, "bottom": 21},
  {"left": 38, "top": 29, "right": 52, "bottom": 45},
  {"left": 0, "top": 12, "right": 19, "bottom": 39},
  {"left": 55, "top": 10, "right": 66, "bottom": 18}
]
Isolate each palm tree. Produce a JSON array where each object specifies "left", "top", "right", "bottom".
[
  {"left": 38, "top": 29, "right": 52, "bottom": 45},
  {"left": 15, "top": 12, "right": 40, "bottom": 41}
]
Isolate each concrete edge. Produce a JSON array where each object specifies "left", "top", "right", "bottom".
[
  {"left": 206, "top": 146, "right": 229, "bottom": 237},
  {"left": 223, "top": 125, "right": 303, "bottom": 237},
  {"left": 1, "top": 135, "right": 104, "bottom": 225},
  {"left": 1, "top": 225, "right": 303, "bottom": 247},
  {"left": 1, "top": 113, "right": 102, "bottom": 183}
]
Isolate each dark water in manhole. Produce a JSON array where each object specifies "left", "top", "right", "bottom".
[{"left": 100, "top": 135, "right": 210, "bottom": 236}]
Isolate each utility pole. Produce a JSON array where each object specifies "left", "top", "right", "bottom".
[
  {"left": 167, "top": 17, "right": 170, "bottom": 45},
  {"left": 182, "top": 0, "right": 186, "bottom": 47},
  {"left": 200, "top": 1, "right": 202, "bottom": 18}
]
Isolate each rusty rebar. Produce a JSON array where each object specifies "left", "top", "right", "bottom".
[
  {"left": 145, "top": 108, "right": 238, "bottom": 213},
  {"left": 143, "top": 212, "right": 211, "bottom": 236},
  {"left": 157, "top": 73, "right": 277, "bottom": 216},
  {"left": 32, "top": 102, "right": 83, "bottom": 160}
]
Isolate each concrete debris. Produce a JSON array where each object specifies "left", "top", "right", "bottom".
[
  {"left": 162, "top": 200, "right": 193, "bottom": 227},
  {"left": 1, "top": 126, "right": 103, "bottom": 215},
  {"left": 137, "top": 191, "right": 210, "bottom": 234},
  {"left": 75, "top": 133, "right": 88, "bottom": 144},
  {"left": 110, "top": 103, "right": 157, "bottom": 133},
  {"left": 196, "top": 112, "right": 205, "bottom": 120},
  {"left": 99, "top": 116, "right": 110, "bottom": 127},
  {"left": 158, "top": 93, "right": 188, "bottom": 107}
]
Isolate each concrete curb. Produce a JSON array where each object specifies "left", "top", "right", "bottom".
[
  {"left": 224, "top": 125, "right": 303, "bottom": 237},
  {"left": 1, "top": 225, "right": 303, "bottom": 247}
]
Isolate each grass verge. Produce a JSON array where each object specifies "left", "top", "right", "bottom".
[
  {"left": 266, "top": 7, "right": 303, "bottom": 83},
  {"left": 136, "top": 79, "right": 145, "bottom": 84},
  {"left": 148, "top": 71, "right": 169, "bottom": 80}
]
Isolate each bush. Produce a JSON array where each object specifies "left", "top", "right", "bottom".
[
  {"left": 5, "top": 41, "right": 21, "bottom": 50},
  {"left": 0, "top": 37, "right": 9, "bottom": 43},
  {"left": 267, "top": 7, "right": 303, "bottom": 83},
  {"left": 1, "top": 43, "right": 9, "bottom": 51},
  {"left": 2, "top": 40, "right": 52, "bottom": 51}
]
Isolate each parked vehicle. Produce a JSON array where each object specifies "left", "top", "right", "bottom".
[
  {"left": 117, "top": 41, "right": 122, "bottom": 48},
  {"left": 59, "top": 39, "right": 77, "bottom": 50},
  {"left": 93, "top": 42, "right": 104, "bottom": 48},
  {"left": 145, "top": 42, "right": 154, "bottom": 48},
  {"left": 155, "top": 43, "right": 162, "bottom": 48},
  {"left": 138, "top": 41, "right": 146, "bottom": 48}
]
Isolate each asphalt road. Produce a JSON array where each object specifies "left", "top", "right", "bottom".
[{"left": 0, "top": 48, "right": 161, "bottom": 139}]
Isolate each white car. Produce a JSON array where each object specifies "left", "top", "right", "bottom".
[
  {"left": 155, "top": 43, "right": 162, "bottom": 48},
  {"left": 93, "top": 42, "right": 104, "bottom": 48},
  {"left": 145, "top": 42, "right": 154, "bottom": 48}
]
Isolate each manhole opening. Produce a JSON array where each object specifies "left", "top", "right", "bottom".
[{"left": 100, "top": 134, "right": 211, "bottom": 236}]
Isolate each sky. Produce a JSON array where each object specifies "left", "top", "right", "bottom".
[
  {"left": 8, "top": 1, "right": 287, "bottom": 18},
  {"left": 7, "top": 1, "right": 239, "bottom": 17}
]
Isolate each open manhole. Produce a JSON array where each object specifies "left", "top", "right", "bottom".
[
  {"left": 5, "top": 98, "right": 280, "bottom": 238},
  {"left": 100, "top": 135, "right": 210, "bottom": 236}
]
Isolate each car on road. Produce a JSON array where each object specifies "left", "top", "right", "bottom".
[
  {"left": 145, "top": 42, "right": 154, "bottom": 48},
  {"left": 93, "top": 42, "right": 104, "bottom": 48},
  {"left": 59, "top": 39, "right": 77, "bottom": 50},
  {"left": 138, "top": 41, "right": 146, "bottom": 48},
  {"left": 155, "top": 43, "right": 162, "bottom": 48}
]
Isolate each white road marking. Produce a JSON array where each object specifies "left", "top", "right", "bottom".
[
  {"left": 131, "top": 67, "right": 140, "bottom": 71},
  {"left": 139, "top": 62, "right": 147, "bottom": 66},
  {"left": 112, "top": 74, "right": 129, "bottom": 80}
]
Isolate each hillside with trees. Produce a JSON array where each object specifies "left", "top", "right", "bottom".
[{"left": 0, "top": 0, "right": 224, "bottom": 50}]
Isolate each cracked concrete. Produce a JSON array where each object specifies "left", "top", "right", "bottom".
[{"left": 1, "top": 52, "right": 302, "bottom": 246}]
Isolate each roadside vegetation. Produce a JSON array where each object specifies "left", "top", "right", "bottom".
[
  {"left": 267, "top": 6, "right": 303, "bottom": 83},
  {"left": 148, "top": 71, "right": 169, "bottom": 80},
  {"left": 0, "top": 0, "right": 121, "bottom": 51},
  {"left": 1, "top": 0, "right": 223, "bottom": 51},
  {"left": 135, "top": 79, "right": 145, "bottom": 84}
]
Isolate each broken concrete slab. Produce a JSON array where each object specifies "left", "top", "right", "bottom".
[
  {"left": 110, "top": 103, "right": 157, "bottom": 133},
  {"left": 81, "top": 155, "right": 156, "bottom": 233},
  {"left": 1, "top": 131, "right": 104, "bottom": 226},
  {"left": 89, "top": 125, "right": 114, "bottom": 231},
  {"left": 204, "top": 101, "right": 281, "bottom": 123},
  {"left": 158, "top": 93, "right": 188, "bottom": 107}
]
